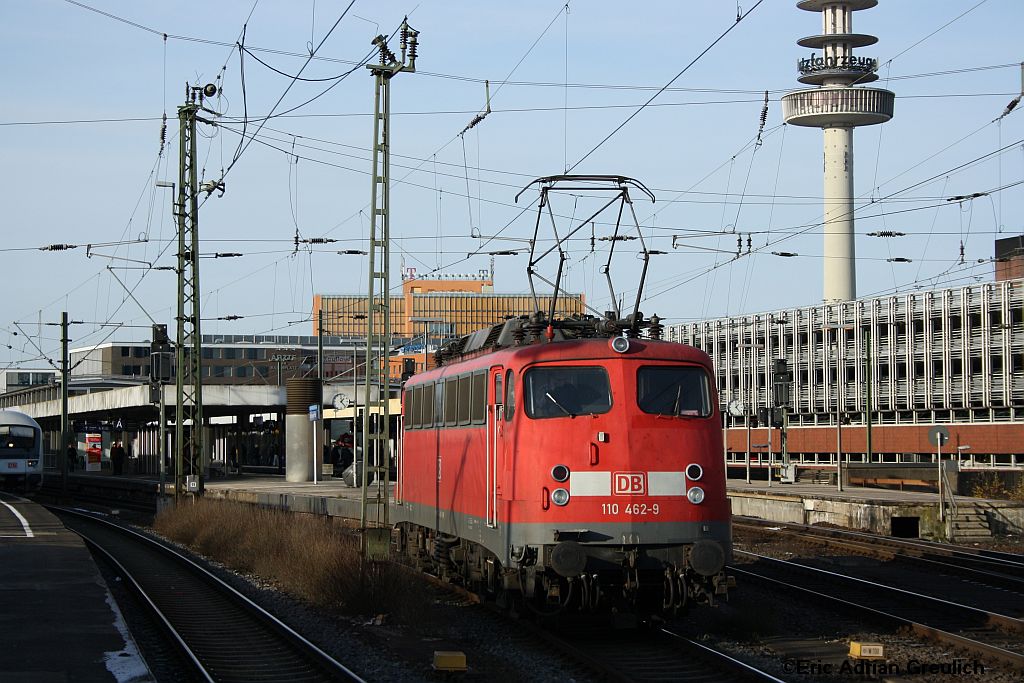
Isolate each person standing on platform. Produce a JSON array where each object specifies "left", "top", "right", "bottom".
[
  {"left": 66, "top": 442, "right": 78, "bottom": 472},
  {"left": 110, "top": 441, "right": 126, "bottom": 475}
]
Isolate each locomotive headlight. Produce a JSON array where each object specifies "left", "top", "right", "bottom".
[
  {"left": 551, "top": 488, "right": 570, "bottom": 506},
  {"left": 685, "top": 463, "right": 703, "bottom": 481},
  {"left": 27, "top": 459, "right": 38, "bottom": 467},
  {"left": 551, "top": 464, "right": 570, "bottom": 482},
  {"left": 686, "top": 486, "right": 705, "bottom": 505},
  {"left": 610, "top": 336, "right": 630, "bottom": 353}
]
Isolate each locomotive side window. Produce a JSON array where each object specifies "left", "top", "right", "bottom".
[
  {"left": 444, "top": 377, "right": 459, "bottom": 426},
  {"left": 470, "top": 371, "right": 487, "bottom": 424},
  {"left": 457, "top": 375, "right": 472, "bottom": 425},
  {"left": 524, "top": 366, "right": 611, "bottom": 419},
  {"left": 405, "top": 387, "right": 418, "bottom": 429},
  {"left": 413, "top": 385, "right": 425, "bottom": 428},
  {"left": 636, "top": 366, "right": 711, "bottom": 417},
  {"left": 504, "top": 369, "right": 515, "bottom": 421},
  {"left": 425, "top": 382, "right": 438, "bottom": 427}
]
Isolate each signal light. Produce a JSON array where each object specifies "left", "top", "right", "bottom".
[
  {"left": 610, "top": 336, "right": 630, "bottom": 353},
  {"left": 551, "top": 488, "right": 570, "bottom": 506},
  {"left": 685, "top": 463, "right": 703, "bottom": 481},
  {"left": 687, "top": 486, "right": 705, "bottom": 504},
  {"left": 551, "top": 464, "right": 570, "bottom": 482}
]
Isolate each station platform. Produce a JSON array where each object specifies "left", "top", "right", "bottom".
[
  {"left": 0, "top": 493, "right": 150, "bottom": 682},
  {"left": 727, "top": 478, "right": 1024, "bottom": 539},
  {"left": 54, "top": 466, "right": 1024, "bottom": 542},
  {"left": 195, "top": 472, "right": 1024, "bottom": 542}
]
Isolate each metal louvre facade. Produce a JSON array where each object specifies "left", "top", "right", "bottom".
[{"left": 667, "top": 279, "right": 1024, "bottom": 447}]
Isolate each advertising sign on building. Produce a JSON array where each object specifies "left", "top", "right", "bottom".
[{"left": 85, "top": 433, "right": 103, "bottom": 472}]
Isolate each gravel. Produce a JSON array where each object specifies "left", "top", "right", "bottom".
[{"left": 102, "top": 511, "right": 1023, "bottom": 682}]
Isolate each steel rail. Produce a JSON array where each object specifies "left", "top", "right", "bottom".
[
  {"left": 732, "top": 552, "right": 1024, "bottom": 672},
  {"left": 733, "top": 519, "right": 1024, "bottom": 592},
  {"left": 56, "top": 507, "right": 365, "bottom": 683}
]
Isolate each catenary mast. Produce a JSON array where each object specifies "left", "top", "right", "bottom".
[{"left": 781, "top": 0, "right": 894, "bottom": 302}]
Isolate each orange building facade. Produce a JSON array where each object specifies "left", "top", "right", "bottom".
[{"left": 315, "top": 276, "right": 587, "bottom": 378}]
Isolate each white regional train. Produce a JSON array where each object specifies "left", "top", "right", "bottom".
[{"left": 0, "top": 410, "right": 43, "bottom": 492}]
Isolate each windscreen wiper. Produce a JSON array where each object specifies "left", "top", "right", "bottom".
[{"left": 545, "top": 392, "right": 574, "bottom": 417}]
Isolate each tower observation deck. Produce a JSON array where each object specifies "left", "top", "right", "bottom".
[{"left": 781, "top": 0, "right": 895, "bottom": 302}]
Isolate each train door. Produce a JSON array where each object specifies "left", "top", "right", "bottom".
[{"left": 486, "top": 366, "right": 504, "bottom": 527}]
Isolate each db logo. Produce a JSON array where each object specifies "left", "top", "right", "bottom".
[{"left": 613, "top": 472, "right": 646, "bottom": 495}]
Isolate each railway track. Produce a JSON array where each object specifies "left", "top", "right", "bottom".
[
  {"left": 732, "top": 549, "right": 1024, "bottom": 673},
  {"left": 39, "top": 473, "right": 159, "bottom": 514},
  {"left": 735, "top": 517, "right": 1024, "bottom": 575},
  {"left": 533, "top": 621, "right": 785, "bottom": 683},
  {"left": 734, "top": 517, "right": 1024, "bottom": 598},
  {"left": 54, "top": 507, "right": 364, "bottom": 683},
  {"left": 407, "top": 560, "right": 784, "bottom": 682}
]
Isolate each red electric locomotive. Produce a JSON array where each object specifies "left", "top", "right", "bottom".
[{"left": 393, "top": 313, "right": 733, "bottom": 617}]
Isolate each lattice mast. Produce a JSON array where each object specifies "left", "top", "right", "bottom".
[
  {"left": 174, "top": 87, "right": 203, "bottom": 500},
  {"left": 360, "top": 20, "right": 418, "bottom": 559},
  {"left": 781, "top": 0, "right": 894, "bottom": 302},
  {"left": 173, "top": 83, "right": 220, "bottom": 501}
]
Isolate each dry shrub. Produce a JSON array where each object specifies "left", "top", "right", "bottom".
[
  {"left": 970, "top": 472, "right": 1007, "bottom": 500},
  {"left": 1009, "top": 478, "right": 1024, "bottom": 503},
  {"left": 153, "top": 498, "right": 427, "bottom": 616}
]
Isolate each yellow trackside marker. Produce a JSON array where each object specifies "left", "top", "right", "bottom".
[
  {"left": 433, "top": 651, "right": 468, "bottom": 672},
  {"left": 849, "top": 642, "right": 885, "bottom": 660}
]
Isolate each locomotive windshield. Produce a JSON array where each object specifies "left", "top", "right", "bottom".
[
  {"left": 0, "top": 425, "right": 36, "bottom": 457},
  {"left": 524, "top": 366, "right": 611, "bottom": 418},
  {"left": 637, "top": 366, "right": 712, "bottom": 417}
]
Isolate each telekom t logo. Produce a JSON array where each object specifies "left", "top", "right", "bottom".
[{"left": 613, "top": 472, "right": 646, "bottom": 495}]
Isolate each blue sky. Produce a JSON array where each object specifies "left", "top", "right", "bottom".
[{"left": 2, "top": 0, "right": 1022, "bottom": 368}]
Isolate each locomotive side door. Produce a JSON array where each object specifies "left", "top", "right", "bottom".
[{"left": 486, "top": 366, "right": 504, "bottom": 528}]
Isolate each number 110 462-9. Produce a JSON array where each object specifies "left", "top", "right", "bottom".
[{"left": 601, "top": 503, "right": 660, "bottom": 515}]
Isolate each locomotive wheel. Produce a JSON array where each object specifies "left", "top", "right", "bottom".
[
  {"left": 662, "top": 566, "right": 677, "bottom": 613},
  {"left": 676, "top": 572, "right": 688, "bottom": 612}
]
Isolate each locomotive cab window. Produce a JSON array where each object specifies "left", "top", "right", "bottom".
[
  {"left": 636, "top": 366, "right": 711, "bottom": 417},
  {"left": 0, "top": 425, "right": 35, "bottom": 455},
  {"left": 524, "top": 366, "right": 611, "bottom": 419}
]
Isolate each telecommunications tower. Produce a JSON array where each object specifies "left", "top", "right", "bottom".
[{"left": 781, "top": 0, "right": 894, "bottom": 302}]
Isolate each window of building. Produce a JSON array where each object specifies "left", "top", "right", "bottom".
[
  {"left": 223, "top": 348, "right": 238, "bottom": 360},
  {"left": 246, "top": 348, "right": 259, "bottom": 360},
  {"left": 202, "top": 348, "right": 215, "bottom": 360},
  {"left": 121, "top": 347, "right": 130, "bottom": 357},
  {"left": 213, "top": 365, "right": 226, "bottom": 378},
  {"left": 236, "top": 366, "right": 249, "bottom": 378},
  {"left": 257, "top": 366, "right": 270, "bottom": 378},
  {"left": 133, "top": 346, "right": 147, "bottom": 358}
]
